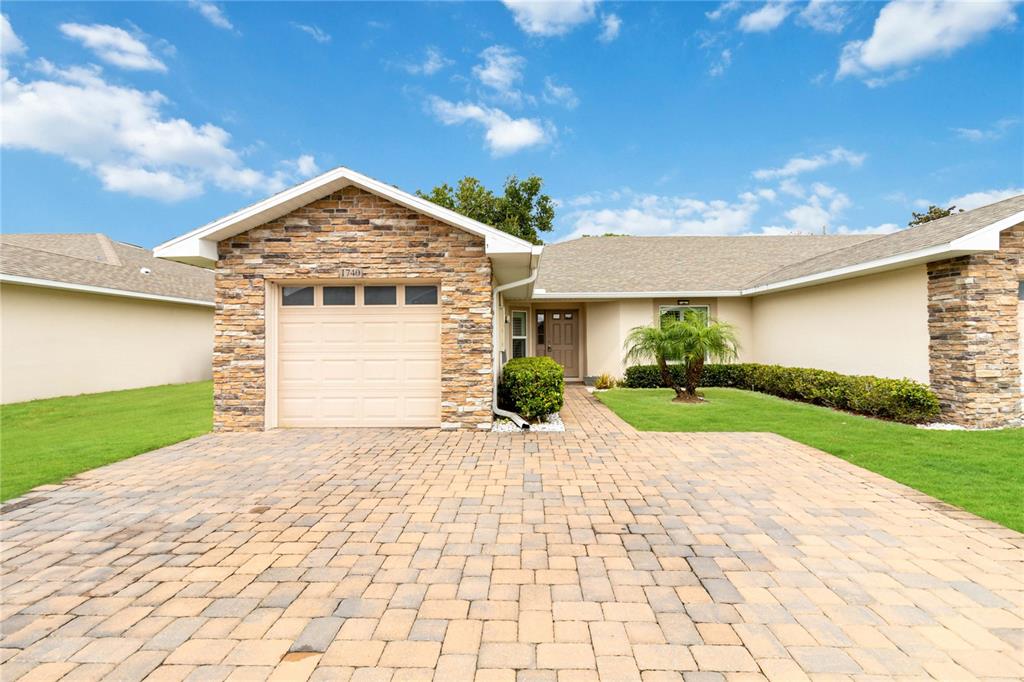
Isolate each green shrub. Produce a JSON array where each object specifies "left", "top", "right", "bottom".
[
  {"left": 622, "top": 362, "right": 940, "bottom": 424},
  {"left": 594, "top": 373, "right": 618, "bottom": 390},
  {"left": 499, "top": 357, "right": 565, "bottom": 421}
]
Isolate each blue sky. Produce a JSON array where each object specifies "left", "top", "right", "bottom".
[{"left": 2, "top": 1, "right": 1022, "bottom": 248}]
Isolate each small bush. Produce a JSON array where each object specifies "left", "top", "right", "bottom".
[
  {"left": 622, "top": 362, "right": 940, "bottom": 424},
  {"left": 499, "top": 357, "right": 565, "bottom": 421},
  {"left": 594, "top": 373, "right": 618, "bottom": 390}
]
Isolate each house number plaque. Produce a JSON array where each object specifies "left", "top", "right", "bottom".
[{"left": 341, "top": 268, "right": 364, "bottom": 278}]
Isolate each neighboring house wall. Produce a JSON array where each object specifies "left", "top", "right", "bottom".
[
  {"left": 927, "top": 225, "right": 1023, "bottom": 427},
  {"left": 749, "top": 265, "right": 930, "bottom": 382},
  {"left": 0, "top": 284, "right": 213, "bottom": 403},
  {"left": 215, "top": 185, "right": 492, "bottom": 431}
]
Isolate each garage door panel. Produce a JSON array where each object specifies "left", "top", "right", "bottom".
[
  {"left": 279, "top": 396, "right": 317, "bottom": 421},
  {"left": 322, "top": 322, "right": 359, "bottom": 345},
  {"left": 279, "top": 358, "right": 317, "bottom": 383},
  {"left": 363, "top": 321, "right": 399, "bottom": 344},
  {"left": 322, "top": 359, "right": 359, "bottom": 384},
  {"left": 405, "top": 320, "right": 441, "bottom": 343},
  {"left": 321, "top": 397, "right": 360, "bottom": 419},
  {"left": 405, "top": 397, "right": 440, "bottom": 420},
  {"left": 405, "top": 359, "right": 441, "bottom": 382},
  {"left": 277, "top": 284, "right": 441, "bottom": 427},
  {"left": 279, "top": 322, "right": 317, "bottom": 344}
]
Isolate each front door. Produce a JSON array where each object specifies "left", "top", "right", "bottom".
[{"left": 544, "top": 310, "right": 579, "bottom": 377}]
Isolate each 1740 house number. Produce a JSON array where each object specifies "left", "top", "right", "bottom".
[{"left": 341, "top": 268, "right": 364, "bottom": 278}]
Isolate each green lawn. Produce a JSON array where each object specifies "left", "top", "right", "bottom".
[
  {"left": 1, "top": 381, "right": 213, "bottom": 501},
  {"left": 596, "top": 387, "right": 1024, "bottom": 532}
]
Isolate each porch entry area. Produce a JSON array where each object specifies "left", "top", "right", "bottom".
[{"left": 510, "top": 307, "right": 581, "bottom": 379}]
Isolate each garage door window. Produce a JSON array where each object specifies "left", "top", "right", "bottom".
[
  {"left": 405, "top": 285, "right": 438, "bottom": 305},
  {"left": 364, "top": 286, "right": 397, "bottom": 305},
  {"left": 282, "top": 286, "right": 314, "bottom": 306},
  {"left": 324, "top": 286, "right": 355, "bottom": 306}
]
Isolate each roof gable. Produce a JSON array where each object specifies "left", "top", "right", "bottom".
[{"left": 154, "top": 166, "right": 534, "bottom": 266}]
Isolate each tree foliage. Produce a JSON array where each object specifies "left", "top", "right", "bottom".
[
  {"left": 416, "top": 175, "right": 555, "bottom": 244},
  {"left": 909, "top": 205, "right": 963, "bottom": 226}
]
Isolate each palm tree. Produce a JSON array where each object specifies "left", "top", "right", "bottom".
[
  {"left": 623, "top": 311, "right": 740, "bottom": 401},
  {"left": 677, "top": 309, "right": 739, "bottom": 398},
  {"left": 623, "top": 316, "right": 688, "bottom": 399}
]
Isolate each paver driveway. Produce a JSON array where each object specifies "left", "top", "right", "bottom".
[{"left": 2, "top": 388, "right": 1022, "bottom": 682}]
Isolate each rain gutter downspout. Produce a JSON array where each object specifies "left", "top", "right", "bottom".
[{"left": 492, "top": 265, "right": 539, "bottom": 429}]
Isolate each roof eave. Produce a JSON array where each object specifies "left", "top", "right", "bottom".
[
  {"left": 153, "top": 166, "right": 534, "bottom": 267},
  {"left": 0, "top": 274, "right": 215, "bottom": 307},
  {"left": 742, "top": 217, "right": 1015, "bottom": 296}
]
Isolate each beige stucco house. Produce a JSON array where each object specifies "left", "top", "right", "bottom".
[
  {"left": 155, "top": 167, "right": 1023, "bottom": 430},
  {"left": 0, "top": 233, "right": 214, "bottom": 404}
]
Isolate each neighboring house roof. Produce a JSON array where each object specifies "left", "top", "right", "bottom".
[
  {"left": 535, "top": 194, "right": 1024, "bottom": 298},
  {"left": 154, "top": 166, "right": 536, "bottom": 267},
  {"left": 534, "top": 235, "right": 875, "bottom": 295},
  {"left": 0, "top": 233, "right": 214, "bottom": 306}
]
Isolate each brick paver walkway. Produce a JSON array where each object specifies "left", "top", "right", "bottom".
[{"left": 2, "top": 387, "right": 1022, "bottom": 681}]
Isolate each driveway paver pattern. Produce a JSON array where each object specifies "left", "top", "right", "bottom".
[{"left": 2, "top": 387, "right": 1022, "bottom": 681}]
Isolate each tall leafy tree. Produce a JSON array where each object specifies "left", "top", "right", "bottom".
[
  {"left": 909, "top": 205, "right": 963, "bottom": 226},
  {"left": 417, "top": 175, "right": 555, "bottom": 244}
]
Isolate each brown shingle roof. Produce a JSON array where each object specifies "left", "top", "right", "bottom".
[
  {"left": 536, "top": 194, "right": 1024, "bottom": 295},
  {"left": 0, "top": 233, "right": 214, "bottom": 303},
  {"left": 748, "top": 193, "right": 1024, "bottom": 287},
  {"left": 535, "top": 234, "right": 876, "bottom": 293}
]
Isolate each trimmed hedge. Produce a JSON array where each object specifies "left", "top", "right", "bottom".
[
  {"left": 622, "top": 362, "right": 940, "bottom": 424},
  {"left": 499, "top": 357, "right": 565, "bottom": 421}
]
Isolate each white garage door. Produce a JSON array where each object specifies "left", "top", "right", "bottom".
[{"left": 277, "top": 283, "right": 441, "bottom": 427}]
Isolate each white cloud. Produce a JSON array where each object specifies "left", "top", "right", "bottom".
[
  {"left": 838, "top": 1, "right": 1017, "bottom": 83},
  {"left": 59, "top": 23, "right": 167, "bottom": 72},
  {"left": 283, "top": 154, "right": 320, "bottom": 178},
  {"left": 738, "top": 2, "right": 793, "bottom": 33},
  {"left": 599, "top": 13, "right": 621, "bottom": 42},
  {"left": 798, "top": 0, "right": 849, "bottom": 33},
  {"left": 709, "top": 48, "right": 732, "bottom": 77},
  {"left": 427, "top": 96, "right": 550, "bottom": 156},
  {"left": 753, "top": 147, "right": 865, "bottom": 180},
  {"left": 947, "top": 187, "right": 1024, "bottom": 211},
  {"left": 2, "top": 14, "right": 26, "bottom": 56},
  {"left": 542, "top": 76, "right": 578, "bottom": 109},
  {"left": 762, "top": 221, "right": 898, "bottom": 235},
  {"left": 403, "top": 46, "right": 453, "bottom": 76},
  {"left": 953, "top": 117, "right": 1019, "bottom": 142},
  {"left": 473, "top": 45, "right": 526, "bottom": 102},
  {"left": 502, "top": 0, "right": 598, "bottom": 36},
  {"left": 563, "top": 191, "right": 763, "bottom": 240},
  {"left": 1, "top": 61, "right": 317, "bottom": 201},
  {"left": 783, "top": 182, "right": 852, "bottom": 232},
  {"left": 291, "top": 23, "right": 331, "bottom": 43},
  {"left": 188, "top": 0, "right": 235, "bottom": 31},
  {"left": 707, "top": 1, "right": 741, "bottom": 22}
]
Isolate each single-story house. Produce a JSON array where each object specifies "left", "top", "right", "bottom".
[
  {"left": 155, "top": 167, "right": 1023, "bottom": 430},
  {"left": 0, "top": 233, "right": 214, "bottom": 404}
]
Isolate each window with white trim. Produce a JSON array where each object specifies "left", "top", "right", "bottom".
[
  {"left": 659, "top": 305, "right": 709, "bottom": 327},
  {"left": 511, "top": 310, "right": 528, "bottom": 359}
]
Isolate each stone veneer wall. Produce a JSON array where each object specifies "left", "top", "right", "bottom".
[
  {"left": 927, "top": 224, "right": 1023, "bottom": 427},
  {"left": 215, "top": 186, "right": 493, "bottom": 431}
]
